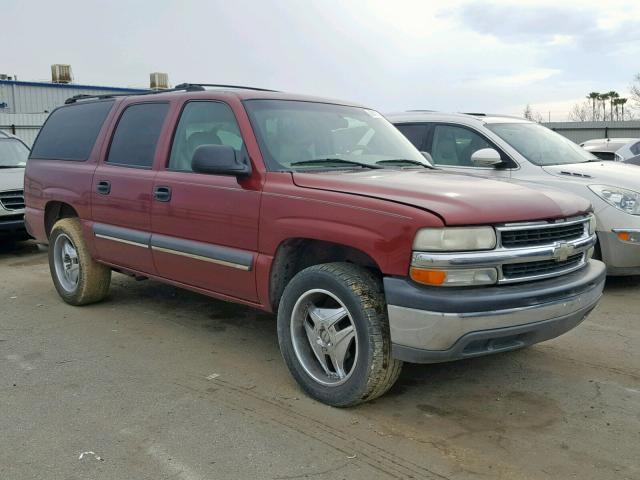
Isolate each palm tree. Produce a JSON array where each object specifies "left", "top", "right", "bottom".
[
  {"left": 608, "top": 91, "right": 619, "bottom": 121},
  {"left": 599, "top": 93, "right": 609, "bottom": 121},
  {"left": 619, "top": 98, "right": 628, "bottom": 120},
  {"left": 587, "top": 92, "right": 600, "bottom": 120}
]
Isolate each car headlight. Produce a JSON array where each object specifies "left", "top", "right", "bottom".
[
  {"left": 589, "top": 185, "right": 640, "bottom": 215},
  {"left": 413, "top": 227, "right": 496, "bottom": 251}
]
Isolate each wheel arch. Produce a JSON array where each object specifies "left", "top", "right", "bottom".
[
  {"left": 44, "top": 201, "right": 79, "bottom": 239},
  {"left": 268, "top": 237, "right": 383, "bottom": 312}
]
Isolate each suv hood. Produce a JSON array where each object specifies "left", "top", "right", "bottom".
[
  {"left": 542, "top": 162, "right": 640, "bottom": 189},
  {"left": 292, "top": 169, "right": 590, "bottom": 225},
  {"left": 0, "top": 168, "right": 25, "bottom": 191}
]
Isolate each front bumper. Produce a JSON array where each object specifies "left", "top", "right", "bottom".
[
  {"left": 0, "top": 213, "right": 27, "bottom": 236},
  {"left": 385, "top": 260, "right": 606, "bottom": 363},
  {"left": 598, "top": 230, "right": 640, "bottom": 275}
]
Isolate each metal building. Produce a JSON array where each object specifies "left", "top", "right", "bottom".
[
  {"left": 0, "top": 73, "right": 147, "bottom": 145},
  {"left": 541, "top": 121, "right": 640, "bottom": 145}
]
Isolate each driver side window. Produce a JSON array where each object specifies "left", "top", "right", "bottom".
[
  {"left": 431, "top": 125, "right": 491, "bottom": 167},
  {"left": 169, "top": 101, "right": 244, "bottom": 171}
]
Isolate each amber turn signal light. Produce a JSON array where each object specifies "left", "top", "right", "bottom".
[
  {"left": 617, "top": 231, "right": 631, "bottom": 242},
  {"left": 410, "top": 267, "right": 446, "bottom": 285}
]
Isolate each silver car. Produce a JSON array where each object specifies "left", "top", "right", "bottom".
[
  {"left": 580, "top": 138, "right": 640, "bottom": 161},
  {"left": 388, "top": 112, "right": 640, "bottom": 276},
  {"left": 0, "top": 131, "right": 28, "bottom": 239}
]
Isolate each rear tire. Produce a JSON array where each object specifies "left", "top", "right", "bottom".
[
  {"left": 277, "top": 262, "right": 402, "bottom": 407},
  {"left": 49, "top": 218, "right": 111, "bottom": 305}
]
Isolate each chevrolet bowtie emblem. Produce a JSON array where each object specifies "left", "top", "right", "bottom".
[{"left": 552, "top": 242, "right": 574, "bottom": 262}]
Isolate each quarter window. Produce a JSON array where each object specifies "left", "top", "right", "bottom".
[
  {"left": 107, "top": 103, "right": 169, "bottom": 168},
  {"left": 169, "top": 101, "right": 244, "bottom": 171},
  {"left": 431, "top": 125, "right": 492, "bottom": 167},
  {"left": 30, "top": 100, "right": 114, "bottom": 161}
]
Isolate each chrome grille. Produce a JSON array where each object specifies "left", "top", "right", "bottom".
[
  {"left": 0, "top": 190, "right": 25, "bottom": 210},
  {"left": 500, "top": 222, "right": 585, "bottom": 248},
  {"left": 502, "top": 253, "right": 584, "bottom": 280}
]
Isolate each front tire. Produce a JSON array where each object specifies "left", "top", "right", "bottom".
[
  {"left": 277, "top": 263, "right": 402, "bottom": 407},
  {"left": 49, "top": 218, "right": 111, "bottom": 305}
]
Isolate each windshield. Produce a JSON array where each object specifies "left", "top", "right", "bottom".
[
  {"left": 487, "top": 123, "right": 597, "bottom": 166},
  {"left": 0, "top": 138, "right": 30, "bottom": 168},
  {"left": 244, "top": 100, "right": 429, "bottom": 170}
]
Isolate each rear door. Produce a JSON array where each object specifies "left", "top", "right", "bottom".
[
  {"left": 91, "top": 102, "right": 170, "bottom": 273},
  {"left": 150, "top": 100, "right": 261, "bottom": 301}
]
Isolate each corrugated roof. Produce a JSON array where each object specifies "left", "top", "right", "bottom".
[{"left": 0, "top": 79, "right": 147, "bottom": 93}]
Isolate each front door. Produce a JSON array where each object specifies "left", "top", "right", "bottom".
[
  {"left": 150, "top": 100, "right": 261, "bottom": 301},
  {"left": 91, "top": 102, "right": 170, "bottom": 274},
  {"left": 415, "top": 123, "right": 514, "bottom": 179}
]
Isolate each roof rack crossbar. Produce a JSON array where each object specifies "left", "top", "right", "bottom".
[{"left": 175, "top": 83, "right": 278, "bottom": 92}]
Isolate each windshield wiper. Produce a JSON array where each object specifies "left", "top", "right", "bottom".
[
  {"left": 291, "top": 158, "right": 383, "bottom": 169},
  {"left": 0, "top": 165, "right": 25, "bottom": 169},
  {"left": 375, "top": 159, "right": 432, "bottom": 168}
]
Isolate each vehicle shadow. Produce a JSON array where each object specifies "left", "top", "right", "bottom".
[
  {"left": 0, "top": 239, "right": 43, "bottom": 259},
  {"left": 603, "top": 274, "right": 640, "bottom": 291}
]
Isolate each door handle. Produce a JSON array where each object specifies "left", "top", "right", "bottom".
[
  {"left": 96, "top": 180, "right": 111, "bottom": 195},
  {"left": 153, "top": 186, "right": 172, "bottom": 202}
]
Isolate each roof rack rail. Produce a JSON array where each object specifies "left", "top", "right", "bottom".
[
  {"left": 64, "top": 83, "right": 205, "bottom": 105},
  {"left": 174, "top": 83, "right": 278, "bottom": 92}
]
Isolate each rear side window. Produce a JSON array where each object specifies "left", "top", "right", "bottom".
[
  {"left": 107, "top": 103, "right": 169, "bottom": 168},
  {"left": 30, "top": 100, "right": 114, "bottom": 161},
  {"left": 630, "top": 141, "right": 640, "bottom": 155}
]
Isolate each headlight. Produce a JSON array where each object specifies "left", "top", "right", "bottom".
[
  {"left": 589, "top": 185, "right": 640, "bottom": 215},
  {"left": 413, "top": 227, "right": 496, "bottom": 251}
]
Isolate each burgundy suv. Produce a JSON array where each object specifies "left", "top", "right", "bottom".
[{"left": 24, "top": 85, "right": 605, "bottom": 406}]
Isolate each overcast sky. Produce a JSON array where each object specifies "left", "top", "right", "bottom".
[{"left": 3, "top": 0, "right": 639, "bottom": 120}]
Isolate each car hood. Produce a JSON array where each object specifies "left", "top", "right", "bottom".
[
  {"left": 542, "top": 162, "right": 640, "bottom": 189},
  {"left": 0, "top": 168, "right": 25, "bottom": 191},
  {"left": 292, "top": 169, "right": 591, "bottom": 225}
]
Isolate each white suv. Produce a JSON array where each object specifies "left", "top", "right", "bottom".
[
  {"left": 0, "top": 131, "right": 28, "bottom": 239},
  {"left": 388, "top": 112, "right": 640, "bottom": 276}
]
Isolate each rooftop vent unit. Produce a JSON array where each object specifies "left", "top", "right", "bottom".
[
  {"left": 0, "top": 74, "right": 11, "bottom": 80},
  {"left": 51, "top": 64, "right": 73, "bottom": 84},
  {"left": 150, "top": 72, "right": 169, "bottom": 90}
]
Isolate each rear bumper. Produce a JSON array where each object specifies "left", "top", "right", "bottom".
[{"left": 384, "top": 260, "right": 606, "bottom": 363}]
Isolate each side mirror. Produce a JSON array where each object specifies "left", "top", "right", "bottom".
[
  {"left": 471, "top": 148, "right": 502, "bottom": 167},
  {"left": 191, "top": 145, "right": 251, "bottom": 176},
  {"left": 420, "top": 151, "right": 434, "bottom": 165}
]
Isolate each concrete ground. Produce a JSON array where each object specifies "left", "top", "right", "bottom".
[{"left": 1, "top": 240, "right": 638, "bottom": 480}]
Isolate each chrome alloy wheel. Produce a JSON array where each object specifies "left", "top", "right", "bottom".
[
  {"left": 53, "top": 233, "right": 80, "bottom": 293},
  {"left": 290, "top": 289, "right": 358, "bottom": 386}
]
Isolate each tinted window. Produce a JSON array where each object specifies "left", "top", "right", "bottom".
[
  {"left": 30, "top": 101, "right": 114, "bottom": 161},
  {"left": 169, "top": 101, "right": 243, "bottom": 171},
  {"left": 107, "top": 103, "right": 169, "bottom": 168},
  {"left": 592, "top": 151, "right": 615, "bottom": 161},
  {"left": 395, "top": 124, "right": 427, "bottom": 150},
  {"left": 630, "top": 141, "right": 640, "bottom": 155},
  {"left": 431, "top": 125, "right": 491, "bottom": 167}
]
